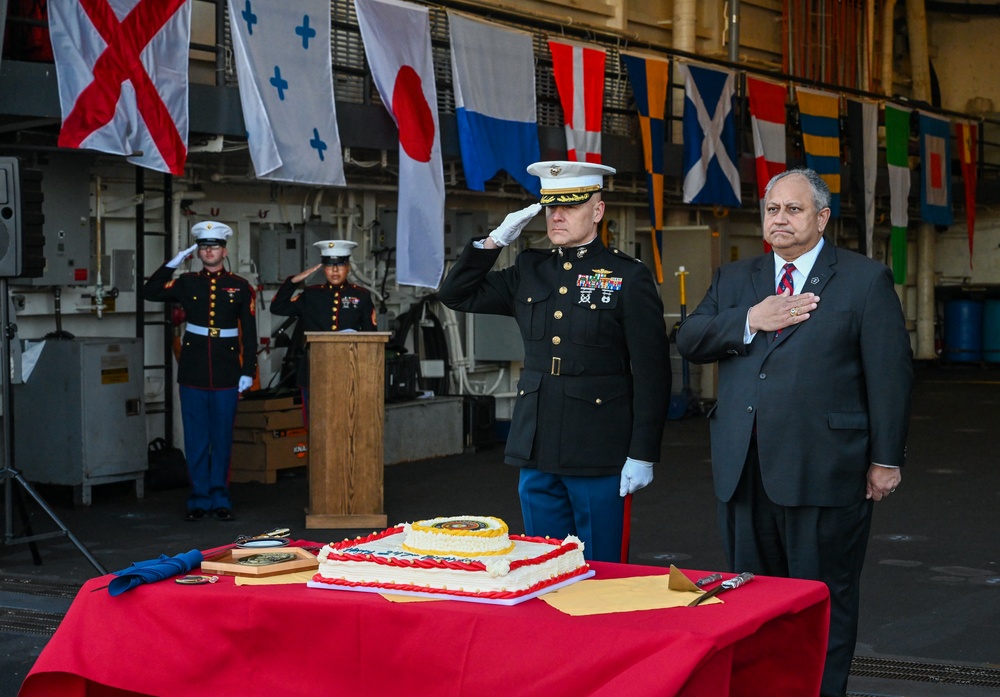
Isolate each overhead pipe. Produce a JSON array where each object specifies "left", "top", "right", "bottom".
[
  {"left": 728, "top": 0, "right": 741, "bottom": 63},
  {"left": 905, "top": 0, "right": 937, "bottom": 360},
  {"left": 881, "top": 0, "right": 897, "bottom": 95}
]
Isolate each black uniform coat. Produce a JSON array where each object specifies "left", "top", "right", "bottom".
[
  {"left": 438, "top": 237, "right": 670, "bottom": 476},
  {"left": 143, "top": 264, "right": 258, "bottom": 389},
  {"left": 270, "top": 278, "right": 377, "bottom": 387},
  {"left": 674, "top": 241, "right": 913, "bottom": 507}
]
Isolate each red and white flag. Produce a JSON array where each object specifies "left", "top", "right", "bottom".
[
  {"left": 355, "top": 0, "right": 444, "bottom": 288},
  {"left": 48, "top": 0, "right": 191, "bottom": 175},
  {"left": 746, "top": 76, "right": 787, "bottom": 203},
  {"left": 548, "top": 39, "right": 605, "bottom": 163},
  {"left": 956, "top": 120, "right": 978, "bottom": 269}
]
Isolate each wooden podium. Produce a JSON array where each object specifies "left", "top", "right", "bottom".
[{"left": 304, "top": 332, "right": 390, "bottom": 529}]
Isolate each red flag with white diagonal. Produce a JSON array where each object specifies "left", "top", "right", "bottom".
[
  {"left": 746, "top": 76, "right": 787, "bottom": 201},
  {"left": 548, "top": 39, "right": 606, "bottom": 163},
  {"left": 48, "top": 0, "right": 191, "bottom": 175}
]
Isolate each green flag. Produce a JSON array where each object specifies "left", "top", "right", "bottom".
[{"left": 885, "top": 105, "right": 911, "bottom": 284}]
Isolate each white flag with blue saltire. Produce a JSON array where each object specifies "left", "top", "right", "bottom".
[
  {"left": 228, "top": 0, "right": 345, "bottom": 186},
  {"left": 448, "top": 13, "right": 540, "bottom": 195},
  {"left": 355, "top": 0, "right": 444, "bottom": 288}
]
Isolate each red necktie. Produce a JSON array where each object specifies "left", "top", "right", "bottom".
[
  {"left": 777, "top": 263, "right": 795, "bottom": 295},
  {"left": 774, "top": 263, "right": 795, "bottom": 339}
]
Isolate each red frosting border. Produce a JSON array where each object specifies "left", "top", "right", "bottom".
[
  {"left": 315, "top": 527, "right": 588, "bottom": 598},
  {"left": 311, "top": 566, "right": 589, "bottom": 600},
  {"left": 321, "top": 527, "right": 580, "bottom": 572}
]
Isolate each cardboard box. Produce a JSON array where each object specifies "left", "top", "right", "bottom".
[
  {"left": 230, "top": 430, "right": 309, "bottom": 484},
  {"left": 234, "top": 408, "right": 304, "bottom": 431},
  {"left": 233, "top": 426, "right": 308, "bottom": 444},
  {"left": 235, "top": 395, "right": 305, "bottom": 431},
  {"left": 237, "top": 395, "right": 302, "bottom": 412}
]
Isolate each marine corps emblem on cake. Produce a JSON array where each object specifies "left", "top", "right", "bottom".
[{"left": 577, "top": 269, "right": 622, "bottom": 304}]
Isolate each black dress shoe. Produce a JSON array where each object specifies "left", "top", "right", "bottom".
[
  {"left": 185, "top": 508, "right": 207, "bottom": 522},
  {"left": 213, "top": 507, "right": 235, "bottom": 521}
]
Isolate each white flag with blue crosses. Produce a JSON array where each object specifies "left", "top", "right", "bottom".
[{"left": 228, "top": 0, "right": 346, "bottom": 185}]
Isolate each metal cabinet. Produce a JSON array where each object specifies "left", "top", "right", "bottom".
[{"left": 13, "top": 338, "right": 146, "bottom": 505}]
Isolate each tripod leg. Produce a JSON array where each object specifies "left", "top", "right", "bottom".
[
  {"left": 11, "top": 471, "right": 108, "bottom": 575},
  {"left": 11, "top": 480, "right": 43, "bottom": 565}
]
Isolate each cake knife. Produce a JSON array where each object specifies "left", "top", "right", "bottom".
[
  {"left": 688, "top": 572, "right": 755, "bottom": 606},
  {"left": 694, "top": 573, "right": 722, "bottom": 588}
]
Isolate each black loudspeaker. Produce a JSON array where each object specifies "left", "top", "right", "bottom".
[{"left": 0, "top": 157, "right": 46, "bottom": 279}]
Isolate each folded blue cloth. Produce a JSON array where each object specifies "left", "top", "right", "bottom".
[{"left": 108, "top": 549, "right": 204, "bottom": 596}]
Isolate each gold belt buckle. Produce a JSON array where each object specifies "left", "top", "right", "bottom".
[
  {"left": 208, "top": 327, "right": 220, "bottom": 338},
  {"left": 551, "top": 356, "right": 561, "bottom": 376}
]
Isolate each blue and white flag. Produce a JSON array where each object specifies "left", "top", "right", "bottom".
[
  {"left": 919, "top": 111, "right": 953, "bottom": 226},
  {"left": 680, "top": 62, "right": 740, "bottom": 207},
  {"left": 356, "top": 0, "right": 444, "bottom": 288},
  {"left": 448, "top": 13, "right": 540, "bottom": 195},
  {"left": 228, "top": 0, "right": 345, "bottom": 186}
]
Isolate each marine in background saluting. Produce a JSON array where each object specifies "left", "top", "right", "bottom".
[
  {"left": 438, "top": 161, "right": 670, "bottom": 562},
  {"left": 270, "top": 240, "right": 377, "bottom": 415},
  {"left": 143, "top": 221, "right": 257, "bottom": 523}
]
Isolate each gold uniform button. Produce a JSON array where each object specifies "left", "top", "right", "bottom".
[
  {"left": 210, "top": 311, "right": 216, "bottom": 316},
  {"left": 590, "top": 304, "right": 597, "bottom": 310},
  {"left": 519, "top": 390, "right": 525, "bottom": 396},
  {"left": 563, "top": 262, "right": 572, "bottom": 270},
  {"left": 552, "top": 336, "right": 561, "bottom": 345},
  {"left": 526, "top": 297, "right": 532, "bottom": 303},
  {"left": 553, "top": 310, "right": 563, "bottom": 319},
  {"left": 595, "top": 398, "right": 603, "bottom": 405},
  {"left": 559, "top": 286, "right": 568, "bottom": 294},
  {"left": 210, "top": 294, "right": 216, "bottom": 300}
]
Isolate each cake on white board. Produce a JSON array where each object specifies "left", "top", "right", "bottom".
[{"left": 309, "top": 516, "right": 591, "bottom": 602}]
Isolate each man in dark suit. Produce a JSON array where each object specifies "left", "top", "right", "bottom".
[
  {"left": 675, "top": 168, "right": 912, "bottom": 697},
  {"left": 438, "top": 161, "right": 670, "bottom": 563}
]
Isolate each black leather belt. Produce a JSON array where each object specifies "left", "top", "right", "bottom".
[{"left": 523, "top": 355, "right": 628, "bottom": 376}]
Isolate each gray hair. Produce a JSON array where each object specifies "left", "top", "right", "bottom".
[{"left": 764, "top": 168, "right": 831, "bottom": 212}]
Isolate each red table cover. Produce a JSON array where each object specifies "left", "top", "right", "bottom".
[{"left": 20, "top": 542, "right": 829, "bottom": 697}]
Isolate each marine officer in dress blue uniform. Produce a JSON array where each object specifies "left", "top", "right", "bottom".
[
  {"left": 438, "top": 162, "right": 671, "bottom": 562},
  {"left": 270, "top": 240, "right": 377, "bottom": 419},
  {"left": 143, "top": 221, "right": 257, "bottom": 522}
]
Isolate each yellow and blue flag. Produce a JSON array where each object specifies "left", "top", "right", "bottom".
[
  {"left": 795, "top": 86, "right": 841, "bottom": 217},
  {"left": 621, "top": 52, "right": 668, "bottom": 283}
]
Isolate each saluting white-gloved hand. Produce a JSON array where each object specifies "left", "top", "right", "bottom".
[
  {"left": 488, "top": 203, "right": 542, "bottom": 247},
  {"left": 619, "top": 457, "right": 654, "bottom": 496},
  {"left": 238, "top": 376, "right": 253, "bottom": 393},
  {"left": 166, "top": 243, "right": 200, "bottom": 268}
]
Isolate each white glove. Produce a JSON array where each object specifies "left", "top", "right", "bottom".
[
  {"left": 619, "top": 457, "right": 654, "bottom": 496},
  {"left": 488, "top": 203, "right": 541, "bottom": 247},
  {"left": 166, "top": 243, "right": 199, "bottom": 268},
  {"left": 238, "top": 376, "right": 253, "bottom": 393}
]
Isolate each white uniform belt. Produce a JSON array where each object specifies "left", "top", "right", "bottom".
[{"left": 186, "top": 323, "right": 239, "bottom": 338}]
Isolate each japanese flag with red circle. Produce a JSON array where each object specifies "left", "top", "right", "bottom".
[{"left": 355, "top": 0, "right": 444, "bottom": 289}]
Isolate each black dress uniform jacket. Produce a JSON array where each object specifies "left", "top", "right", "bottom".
[
  {"left": 143, "top": 264, "right": 258, "bottom": 389},
  {"left": 270, "top": 278, "right": 377, "bottom": 387},
  {"left": 438, "top": 237, "right": 670, "bottom": 476}
]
